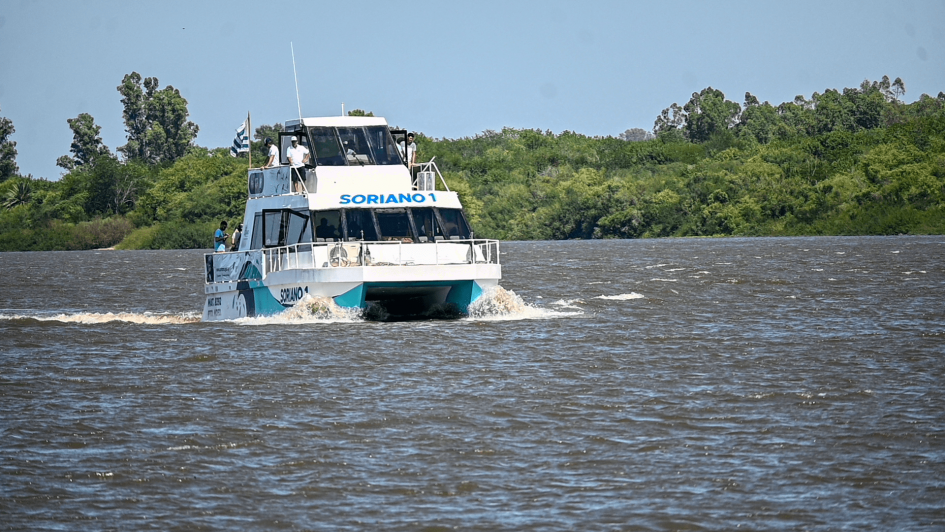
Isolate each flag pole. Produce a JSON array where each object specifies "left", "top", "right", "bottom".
[{"left": 247, "top": 112, "right": 252, "bottom": 169}]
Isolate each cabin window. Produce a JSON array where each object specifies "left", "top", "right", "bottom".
[
  {"left": 337, "top": 127, "right": 374, "bottom": 165},
  {"left": 409, "top": 208, "right": 442, "bottom": 241},
  {"left": 365, "top": 126, "right": 402, "bottom": 165},
  {"left": 287, "top": 210, "right": 312, "bottom": 244},
  {"left": 343, "top": 209, "right": 379, "bottom": 241},
  {"left": 250, "top": 213, "right": 263, "bottom": 249},
  {"left": 312, "top": 210, "right": 343, "bottom": 241},
  {"left": 436, "top": 209, "right": 471, "bottom": 239},
  {"left": 262, "top": 209, "right": 311, "bottom": 247},
  {"left": 375, "top": 208, "right": 414, "bottom": 241},
  {"left": 307, "top": 127, "right": 345, "bottom": 166}
]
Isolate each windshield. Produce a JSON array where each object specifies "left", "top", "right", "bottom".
[
  {"left": 308, "top": 127, "right": 345, "bottom": 166},
  {"left": 305, "top": 125, "right": 402, "bottom": 167},
  {"left": 366, "top": 126, "right": 403, "bottom": 165},
  {"left": 337, "top": 127, "right": 374, "bottom": 165}
]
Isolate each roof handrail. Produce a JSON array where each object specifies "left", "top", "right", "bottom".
[{"left": 416, "top": 157, "right": 450, "bottom": 192}]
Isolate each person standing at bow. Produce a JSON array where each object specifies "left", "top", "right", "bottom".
[
  {"left": 214, "top": 221, "right": 229, "bottom": 252},
  {"left": 262, "top": 138, "right": 278, "bottom": 169},
  {"left": 286, "top": 136, "right": 310, "bottom": 193}
]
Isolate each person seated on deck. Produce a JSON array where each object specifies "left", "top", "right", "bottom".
[{"left": 344, "top": 140, "right": 369, "bottom": 165}]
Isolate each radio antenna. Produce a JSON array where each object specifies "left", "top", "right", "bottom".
[{"left": 291, "top": 42, "right": 302, "bottom": 121}]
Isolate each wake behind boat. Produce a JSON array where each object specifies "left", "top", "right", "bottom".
[{"left": 203, "top": 115, "right": 501, "bottom": 321}]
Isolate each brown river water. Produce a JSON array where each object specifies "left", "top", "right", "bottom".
[{"left": 1, "top": 236, "right": 943, "bottom": 530}]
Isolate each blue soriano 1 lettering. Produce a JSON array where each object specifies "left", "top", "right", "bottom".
[
  {"left": 340, "top": 193, "right": 437, "bottom": 205},
  {"left": 279, "top": 286, "right": 309, "bottom": 305}
]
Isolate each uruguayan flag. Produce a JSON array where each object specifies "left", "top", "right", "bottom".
[{"left": 230, "top": 119, "right": 250, "bottom": 156}]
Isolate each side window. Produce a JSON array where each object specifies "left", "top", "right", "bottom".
[
  {"left": 262, "top": 209, "right": 311, "bottom": 247},
  {"left": 312, "top": 210, "right": 343, "bottom": 241},
  {"left": 250, "top": 213, "right": 263, "bottom": 249},
  {"left": 436, "top": 209, "right": 471, "bottom": 239},
  {"left": 409, "top": 208, "right": 441, "bottom": 241},
  {"left": 343, "top": 209, "right": 378, "bottom": 241},
  {"left": 263, "top": 211, "right": 283, "bottom": 247},
  {"left": 376, "top": 209, "right": 414, "bottom": 241},
  {"left": 286, "top": 210, "right": 311, "bottom": 245}
]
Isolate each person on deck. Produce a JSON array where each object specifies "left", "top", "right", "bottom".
[
  {"left": 262, "top": 138, "right": 278, "bottom": 168},
  {"left": 399, "top": 132, "right": 418, "bottom": 182},
  {"left": 230, "top": 223, "right": 243, "bottom": 251},
  {"left": 398, "top": 133, "right": 417, "bottom": 168},
  {"left": 286, "top": 136, "right": 310, "bottom": 193},
  {"left": 214, "top": 221, "right": 229, "bottom": 252}
]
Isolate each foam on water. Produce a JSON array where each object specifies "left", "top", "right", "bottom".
[
  {"left": 594, "top": 292, "right": 645, "bottom": 301},
  {"left": 233, "top": 294, "right": 363, "bottom": 325},
  {"left": 0, "top": 311, "right": 201, "bottom": 325},
  {"left": 550, "top": 298, "right": 585, "bottom": 310},
  {"left": 467, "top": 286, "right": 582, "bottom": 321}
]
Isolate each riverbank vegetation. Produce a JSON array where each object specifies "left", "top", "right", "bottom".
[{"left": 1, "top": 74, "right": 943, "bottom": 251}]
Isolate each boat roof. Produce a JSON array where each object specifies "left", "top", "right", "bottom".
[{"left": 285, "top": 116, "right": 391, "bottom": 129}]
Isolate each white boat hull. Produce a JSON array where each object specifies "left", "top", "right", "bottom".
[{"left": 203, "top": 241, "right": 501, "bottom": 320}]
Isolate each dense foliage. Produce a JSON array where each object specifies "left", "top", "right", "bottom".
[
  {"left": 0, "top": 75, "right": 943, "bottom": 251},
  {"left": 426, "top": 78, "right": 945, "bottom": 240}
]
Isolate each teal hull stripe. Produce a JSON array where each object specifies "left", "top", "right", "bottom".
[
  {"left": 334, "top": 284, "right": 366, "bottom": 308},
  {"left": 255, "top": 287, "right": 289, "bottom": 314},
  {"left": 334, "top": 281, "right": 483, "bottom": 311}
]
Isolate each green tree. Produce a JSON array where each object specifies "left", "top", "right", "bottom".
[
  {"left": 145, "top": 84, "right": 199, "bottom": 162},
  {"left": 252, "top": 123, "right": 285, "bottom": 162},
  {"left": 618, "top": 128, "right": 654, "bottom": 142},
  {"left": 347, "top": 109, "right": 375, "bottom": 117},
  {"left": 0, "top": 106, "right": 18, "bottom": 181},
  {"left": 654, "top": 102, "right": 686, "bottom": 139},
  {"left": 2, "top": 179, "right": 32, "bottom": 209},
  {"left": 56, "top": 113, "right": 111, "bottom": 170},
  {"left": 117, "top": 72, "right": 198, "bottom": 164},
  {"left": 683, "top": 87, "right": 741, "bottom": 143},
  {"left": 117, "top": 72, "right": 152, "bottom": 160},
  {"left": 738, "top": 93, "right": 781, "bottom": 144},
  {"left": 254, "top": 123, "right": 284, "bottom": 142}
]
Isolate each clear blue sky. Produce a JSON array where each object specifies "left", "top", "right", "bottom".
[{"left": 1, "top": 0, "right": 943, "bottom": 181}]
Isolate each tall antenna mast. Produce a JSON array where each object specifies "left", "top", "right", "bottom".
[{"left": 291, "top": 42, "right": 302, "bottom": 121}]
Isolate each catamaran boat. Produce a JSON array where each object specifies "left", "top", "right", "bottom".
[{"left": 202, "top": 115, "right": 501, "bottom": 321}]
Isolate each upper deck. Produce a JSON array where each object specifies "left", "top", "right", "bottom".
[
  {"left": 233, "top": 115, "right": 485, "bottom": 254},
  {"left": 263, "top": 115, "right": 414, "bottom": 195}
]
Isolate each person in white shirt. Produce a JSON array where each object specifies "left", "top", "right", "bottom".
[
  {"left": 286, "top": 136, "right": 310, "bottom": 193},
  {"left": 262, "top": 138, "right": 278, "bottom": 168},
  {"left": 398, "top": 133, "right": 417, "bottom": 168}
]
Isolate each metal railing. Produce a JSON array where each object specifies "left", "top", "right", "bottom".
[
  {"left": 413, "top": 157, "right": 449, "bottom": 191},
  {"left": 259, "top": 239, "right": 500, "bottom": 277},
  {"left": 206, "top": 239, "right": 500, "bottom": 284}
]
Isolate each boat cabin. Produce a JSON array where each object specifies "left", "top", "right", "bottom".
[{"left": 237, "top": 115, "right": 473, "bottom": 252}]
